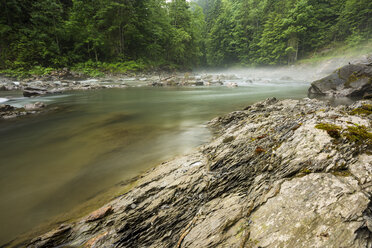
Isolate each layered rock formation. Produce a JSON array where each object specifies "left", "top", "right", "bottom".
[{"left": 22, "top": 98, "right": 371, "bottom": 248}]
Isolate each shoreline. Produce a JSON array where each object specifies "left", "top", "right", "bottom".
[{"left": 12, "top": 97, "right": 371, "bottom": 248}]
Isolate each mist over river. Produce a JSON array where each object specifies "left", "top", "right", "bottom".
[{"left": 0, "top": 80, "right": 309, "bottom": 244}]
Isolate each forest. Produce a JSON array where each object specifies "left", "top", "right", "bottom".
[{"left": 0, "top": 0, "right": 371, "bottom": 75}]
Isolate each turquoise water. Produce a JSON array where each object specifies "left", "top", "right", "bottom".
[{"left": 0, "top": 83, "right": 308, "bottom": 244}]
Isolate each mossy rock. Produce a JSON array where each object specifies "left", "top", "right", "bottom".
[
  {"left": 343, "top": 125, "right": 372, "bottom": 145},
  {"left": 331, "top": 170, "right": 352, "bottom": 177},
  {"left": 315, "top": 123, "right": 341, "bottom": 138},
  {"left": 350, "top": 104, "right": 372, "bottom": 116},
  {"left": 345, "top": 74, "right": 369, "bottom": 88}
]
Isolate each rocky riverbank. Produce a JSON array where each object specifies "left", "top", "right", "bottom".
[
  {"left": 0, "top": 102, "right": 56, "bottom": 120},
  {"left": 0, "top": 72, "right": 244, "bottom": 94},
  {"left": 18, "top": 97, "right": 371, "bottom": 248}
]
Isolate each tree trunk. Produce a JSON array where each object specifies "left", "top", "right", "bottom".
[
  {"left": 53, "top": 16, "right": 60, "bottom": 54},
  {"left": 287, "top": 35, "right": 299, "bottom": 64}
]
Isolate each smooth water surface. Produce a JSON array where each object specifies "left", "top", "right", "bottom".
[{"left": 0, "top": 82, "right": 308, "bottom": 244}]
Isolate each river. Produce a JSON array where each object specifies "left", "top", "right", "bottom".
[{"left": 0, "top": 81, "right": 309, "bottom": 245}]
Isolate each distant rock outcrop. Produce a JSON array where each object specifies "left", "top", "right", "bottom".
[
  {"left": 21, "top": 98, "right": 372, "bottom": 248},
  {"left": 308, "top": 63, "right": 372, "bottom": 99},
  {"left": 0, "top": 102, "right": 49, "bottom": 120}
]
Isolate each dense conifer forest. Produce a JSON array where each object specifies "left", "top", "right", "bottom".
[{"left": 0, "top": 0, "right": 371, "bottom": 75}]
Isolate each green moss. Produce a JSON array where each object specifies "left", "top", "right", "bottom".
[
  {"left": 345, "top": 73, "right": 369, "bottom": 88},
  {"left": 343, "top": 125, "right": 372, "bottom": 145},
  {"left": 300, "top": 168, "right": 312, "bottom": 174},
  {"left": 332, "top": 170, "right": 352, "bottom": 177},
  {"left": 315, "top": 123, "right": 342, "bottom": 138},
  {"left": 350, "top": 104, "right": 372, "bottom": 116},
  {"left": 331, "top": 161, "right": 351, "bottom": 176}
]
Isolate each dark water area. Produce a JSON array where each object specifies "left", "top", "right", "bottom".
[{"left": 0, "top": 83, "right": 308, "bottom": 244}]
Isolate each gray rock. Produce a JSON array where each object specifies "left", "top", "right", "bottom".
[
  {"left": 0, "top": 104, "right": 15, "bottom": 112},
  {"left": 308, "top": 63, "right": 372, "bottom": 98},
  {"left": 226, "top": 82, "right": 238, "bottom": 88},
  {"left": 1, "top": 102, "right": 50, "bottom": 120},
  {"left": 24, "top": 102, "right": 46, "bottom": 111},
  {"left": 23, "top": 86, "right": 48, "bottom": 97},
  {"left": 149, "top": 81, "right": 164, "bottom": 87}
]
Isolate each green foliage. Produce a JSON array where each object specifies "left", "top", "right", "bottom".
[
  {"left": 197, "top": 0, "right": 372, "bottom": 66},
  {"left": 1, "top": 0, "right": 371, "bottom": 70},
  {"left": 71, "top": 60, "right": 146, "bottom": 77},
  {"left": 0, "top": 66, "right": 54, "bottom": 79},
  {"left": 1, "top": 0, "right": 206, "bottom": 72}
]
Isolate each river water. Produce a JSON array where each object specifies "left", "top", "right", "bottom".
[{"left": 0, "top": 81, "right": 309, "bottom": 245}]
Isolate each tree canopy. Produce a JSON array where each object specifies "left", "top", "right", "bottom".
[{"left": 0, "top": 0, "right": 370, "bottom": 71}]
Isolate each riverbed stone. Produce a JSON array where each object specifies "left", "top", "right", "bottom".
[{"left": 24, "top": 102, "right": 45, "bottom": 111}]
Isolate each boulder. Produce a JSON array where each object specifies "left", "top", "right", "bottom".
[
  {"left": 0, "top": 104, "right": 15, "bottom": 112},
  {"left": 308, "top": 63, "right": 372, "bottom": 98},
  {"left": 226, "top": 82, "right": 238, "bottom": 88},
  {"left": 23, "top": 86, "right": 48, "bottom": 97},
  {"left": 24, "top": 102, "right": 46, "bottom": 111},
  {"left": 149, "top": 81, "right": 164, "bottom": 87}
]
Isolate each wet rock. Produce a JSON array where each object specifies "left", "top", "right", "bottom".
[
  {"left": 149, "top": 81, "right": 164, "bottom": 87},
  {"left": 226, "top": 82, "right": 238, "bottom": 88},
  {"left": 24, "top": 102, "right": 46, "bottom": 111},
  {"left": 0, "top": 104, "right": 15, "bottom": 112},
  {"left": 84, "top": 206, "right": 113, "bottom": 222},
  {"left": 308, "top": 63, "right": 372, "bottom": 98},
  {"left": 205, "top": 80, "right": 223, "bottom": 86},
  {"left": 29, "top": 224, "right": 71, "bottom": 248},
  {"left": 23, "top": 87, "right": 48, "bottom": 97},
  {"left": 1, "top": 102, "right": 50, "bottom": 120}
]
